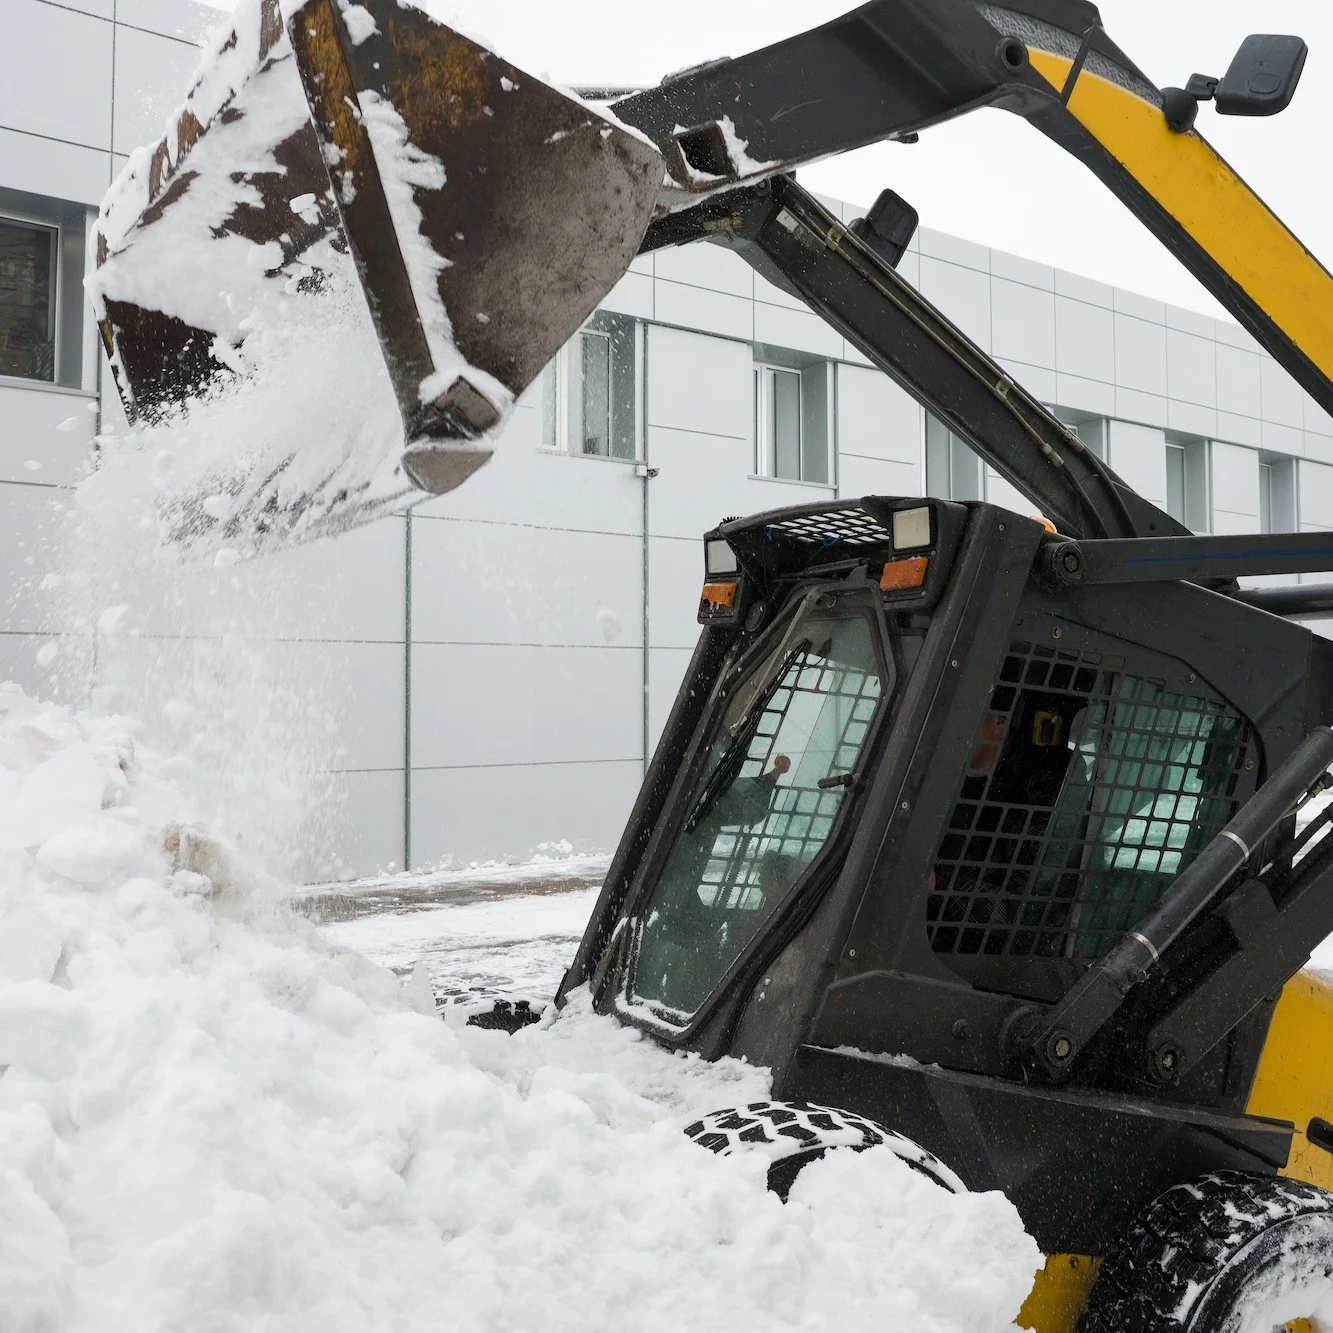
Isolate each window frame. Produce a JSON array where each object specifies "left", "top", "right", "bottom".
[
  {"left": 540, "top": 315, "right": 642, "bottom": 463},
  {"left": 753, "top": 361, "right": 802, "bottom": 480},
  {"left": 0, "top": 187, "right": 97, "bottom": 396},
  {"left": 0, "top": 210, "right": 61, "bottom": 389},
  {"left": 612, "top": 582, "right": 897, "bottom": 1039},
  {"left": 752, "top": 359, "right": 834, "bottom": 486}
]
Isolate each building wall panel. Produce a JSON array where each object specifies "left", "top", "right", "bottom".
[
  {"left": 412, "top": 520, "right": 643, "bottom": 650},
  {"left": 1055, "top": 296, "right": 1114, "bottom": 383},
  {"left": 1114, "top": 314, "right": 1167, "bottom": 396},
  {"left": 1109, "top": 421, "right": 1168, "bottom": 508},
  {"left": 1, "top": 2, "right": 112, "bottom": 150},
  {"left": 411, "top": 642, "right": 641, "bottom": 772},
  {"left": 990, "top": 277, "right": 1055, "bottom": 369},
  {"left": 919, "top": 257, "right": 991, "bottom": 352},
  {"left": 410, "top": 759, "right": 641, "bottom": 867},
  {"left": 111, "top": 25, "right": 200, "bottom": 155},
  {"left": 836, "top": 365, "right": 920, "bottom": 468}
]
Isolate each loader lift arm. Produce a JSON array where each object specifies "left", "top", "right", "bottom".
[
  {"left": 647, "top": 174, "right": 1179, "bottom": 542},
  {"left": 603, "top": 0, "right": 1331, "bottom": 540},
  {"left": 91, "top": 0, "right": 1326, "bottom": 559}
]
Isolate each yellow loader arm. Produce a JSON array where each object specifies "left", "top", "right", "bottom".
[{"left": 607, "top": 1, "right": 1329, "bottom": 418}]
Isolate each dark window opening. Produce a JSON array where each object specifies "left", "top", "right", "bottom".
[
  {"left": 929, "top": 640, "right": 1250, "bottom": 966},
  {"left": 0, "top": 217, "right": 56, "bottom": 383}
]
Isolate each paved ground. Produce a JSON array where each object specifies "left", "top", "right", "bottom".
[{"left": 290, "top": 855, "right": 608, "bottom": 999}]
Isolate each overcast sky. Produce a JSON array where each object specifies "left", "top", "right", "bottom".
[{"left": 202, "top": 0, "right": 1330, "bottom": 318}]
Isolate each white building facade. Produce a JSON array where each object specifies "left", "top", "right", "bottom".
[{"left": 4, "top": 0, "right": 1333, "bottom": 878}]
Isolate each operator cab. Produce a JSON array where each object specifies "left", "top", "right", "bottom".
[{"left": 559, "top": 494, "right": 1333, "bottom": 1254}]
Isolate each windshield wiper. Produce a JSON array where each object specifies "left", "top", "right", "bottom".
[{"left": 686, "top": 642, "right": 808, "bottom": 834}]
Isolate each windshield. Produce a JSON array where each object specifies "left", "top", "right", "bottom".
[{"left": 627, "top": 609, "right": 887, "bottom": 1025}]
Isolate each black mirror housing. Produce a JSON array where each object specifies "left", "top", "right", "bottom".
[
  {"left": 848, "top": 188, "right": 920, "bottom": 270},
  {"left": 1216, "top": 34, "right": 1308, "bottom": 116}
]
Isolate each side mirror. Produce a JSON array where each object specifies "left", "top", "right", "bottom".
[
  {"left": 848, "top": 188, "right": 920, "bottom": 271},
  {"left": 1216, "top": 34, "right": 1308, "bottom": 117},
  {"left": 1161, "top": 34, "right": 1307, "bottom": 132}
]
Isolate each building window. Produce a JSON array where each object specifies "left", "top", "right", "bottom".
[
  {"left": 752, "top": 360, "right": 831, "bottom": 484},
  {"left": 1165, "top": 442, "right": 1186, "bottom": 523},
  {"left": 1164, "top": 434, "right": 1210, "bottom": 531},
  {"left": 1258, "top": 454, "right": 1297, "bottom": 533},
  {"left": 0, "top": 187, "right": 94, "bottom": 392},
  {"left": 924, "top": 413, "right": 983, "bottom": 501},
  {"left": 0, "top": 217, "right": 57, "bottom": 383},
  {"left": 542, "top": 313, "right": 638, "bottom": 459}
]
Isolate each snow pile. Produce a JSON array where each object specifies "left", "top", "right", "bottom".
[{"left": 0, "top": 684, "right": 1040, "bottom": 1333}]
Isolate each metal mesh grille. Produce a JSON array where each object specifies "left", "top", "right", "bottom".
[
  {"left": 697, "top": 640, "right": 881, "bottom": 910},
  {"left": 763, "top": 504, "right": 892, "bottom": 550},
  {"left": 628, "top": 612, "right": 885, "bottom": 1023},
  {"left": 928, "top": 641, "right": 1251, "bottom": 963}
]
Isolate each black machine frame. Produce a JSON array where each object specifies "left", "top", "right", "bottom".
[{"left": 556, "top": 96, "right": 1333, "bottom": 1253}]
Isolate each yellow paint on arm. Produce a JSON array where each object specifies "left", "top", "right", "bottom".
[{"left": 1025, "top": 49, "right": 1333, "bottom": 393}]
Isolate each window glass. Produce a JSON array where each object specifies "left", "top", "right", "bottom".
[
  {"left": 1259, "top": 463, "right": 1273, "bottom": 534},
  {"left": 755, "top": 365, "right": 814, "bottom": 481},
  {"left": 629, "top": 611, "right": 886, "bottom": 1024},
  {"left": 577, "top": 319, "right": 636, "bottom": 458},
  {"left": 771, "top": 368, "right": 801, "bottom": 479},
  {"left": 924, "top": 412, "right": 982, "bottom": 501},
  {"left": 929, "top": 643, "right": 1250, "bottom": 967},
  {"left": 1165, "top": 444, "right": 1186, "bottom": 522},
  {"left": 801, "top": 365, "right": 829, "bottom": 484},
  {"left": 581, "top": 330, "right": 612, "bottom": 455},
  {"left": 541, "top": 360, "right": 558, "bottom": 451},
  {"left": 0, "top": 218, "right": 56, "bottom": 383},
  {"left": 542, "top": 318, "right": 638, "bottom": 458}
]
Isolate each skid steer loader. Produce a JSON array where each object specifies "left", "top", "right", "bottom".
[{"left": 94, "top": 0, "right": 1333, "bottom": 1326}]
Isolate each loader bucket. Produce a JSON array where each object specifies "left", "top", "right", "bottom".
[{"left": 89, "top": 0, "right": 663, "bottom": 555}]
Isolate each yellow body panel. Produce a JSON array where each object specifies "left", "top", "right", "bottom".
[
  {"left": 1015, "top": 971, "right": 1333, "bottom": 1330},
  {"left": 1246, "top": 969, "right": 1333, "bottom": 1189},
  {"left": 1017, "top": 1254, "right": 1101, "bottom": 1333},
  {"left": 1026, "top": 49, "right": 1333, "bottom": 391}
]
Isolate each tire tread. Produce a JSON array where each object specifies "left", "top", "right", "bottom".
[{"left": 1080, "top": 1171, "right": 1333, "bottom": 1332}]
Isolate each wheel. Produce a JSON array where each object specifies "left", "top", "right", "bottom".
[
  {"left": 436, "top": 986, "right": 547, "bottom": 1031},
  {"left": 1080, "top": 1171, "right": 1333, "bottom": 1332},
  {"left": 683, "top": 1100, "right": 964, "bottom": 1200}
]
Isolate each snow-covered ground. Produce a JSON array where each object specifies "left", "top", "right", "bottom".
[
  {"left": 293, "top": 856, "right": 607, "bottom": 999},
  {"left": 0, "top": 687, "right": 1042, "bottom": 1333}
]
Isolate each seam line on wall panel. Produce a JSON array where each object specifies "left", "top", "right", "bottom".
[
  {"left": 113, "top": 632, "right": 409, "bottom": 646},
  {"left": 0, "top": 479, "right": 75, "bottom": 498},
  {"left": 404, "top": 509, "right": 412, "bottom": 874},
  {"left": 839, "top": 450, "right": 920, "bottom": 466},
  {"left": 642, "top": 322, "right": 651, "bottom": 776},
  {"left": 648, "top": 422, "right": 749, "bottom": 444},
  {"left": 107, "top": 0, "right": 117, "bottom": 183},
  {"left": 414, "top": 758, "right": 641, "bottom": 773},
  {"left": 412, "top": 513, "right": 641, "bottom": 540},
  {"left": 412, "top": 640, "right": 643, "bottom": 650},
  {"left": 652, "top": 273, "right": 751, "bottom": 302},
  {"left": 31, "top": 0, "right": 203, "bottom": 47},
  {"left": 325, "top": 766, "right": 407, "bottom": 775}
]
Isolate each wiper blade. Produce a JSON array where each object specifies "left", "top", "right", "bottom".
[{"left": 686, "top": 642, "right": 807, "bottom": 834}]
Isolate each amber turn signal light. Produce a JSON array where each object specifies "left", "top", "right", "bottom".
[
  {"left": 879, "top": 556, "right": 929, "bottom": 592},
  {"left": 700, "top": 581, "right": 738, "bottom": 608}
]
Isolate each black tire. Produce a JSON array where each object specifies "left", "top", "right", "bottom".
[
  {"left": 683, "top": 1100, "right": 964, "bottom": 1200},
  {"left": 1081, "top": 1171, "right": 1333, "bottom": 1332}
]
